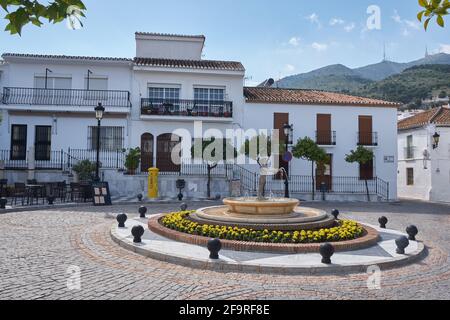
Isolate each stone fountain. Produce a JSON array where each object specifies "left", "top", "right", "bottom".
[{"left": 189, "top": 159, "right": 335, "bottom": 231}]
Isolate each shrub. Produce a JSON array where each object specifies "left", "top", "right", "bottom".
[
  {"left": 72, "top": 159, "right": 96, "bottom": 181},
  {"left": 161, "top": 211, "right": 364, "bottom": 244},
  {"left": 124, "top": 147, "right": 141, "bottom": 174}
]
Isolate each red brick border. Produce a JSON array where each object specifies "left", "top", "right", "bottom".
[{"left": 148, "top": 215, "right": 380, "bottom": 254}]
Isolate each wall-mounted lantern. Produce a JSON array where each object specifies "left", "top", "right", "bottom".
[{"left": 432, "top": 132, "right": 440, "bottom": 149}]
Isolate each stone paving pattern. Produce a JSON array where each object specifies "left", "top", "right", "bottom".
[{"left": 0, "top": 200, "right": 449, "bottom": 300}]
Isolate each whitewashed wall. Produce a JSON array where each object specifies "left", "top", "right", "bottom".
[{"left": 243, "top": 103, "right": 398, "bottom": 200}]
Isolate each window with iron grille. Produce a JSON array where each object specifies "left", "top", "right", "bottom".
[
  {"left": 194, "top": 87, "right": 225, "bottom": 114},
  {"left": 407, "top": 168, "right": 414, "bottom": 186},
  {"left": 88, "top": 126, "right": 124, "bottom": 151},
  {"left": 35, "top": 126, "right": 52, "bottom": 161},
  {"left": 10, "top": 125, "right": 27, "bottom": 160}
]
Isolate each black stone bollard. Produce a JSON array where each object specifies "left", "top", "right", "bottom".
[
  {"left": 47, "top": 196, "right": 55, "bottom": 205},
  {"left": 395, "top": 236, "right": 410, "bottom": 254},
  {"left": 319, "top": 243, "right": 335, "bottom": 264},
  {"left": 378, "top": 216, "right": 388, "bottom": 229},
  {"left": 131, "top": 225, "right": 145, "bottom": 243},
  {"left": 116, "top": 213, "right": 128, "bottom": 228},
  {"left": 137, "top": 193, "right": 143, "bottom": 202},
  {"left": 207, "top": 238, "right": 222, "bottom": 259},
  {"left": 138, "top": 206, "right": 147, "bottom": 218},
  {"left": 406, "top": 225, "right": 419, "bottom": 241},
  {"left": 331, "top": 209, "right": 340, "bottom": 220},
  {"left": 0, "top": 197, "right": 7, "bottom": 209},
  {"left": 180, "top": 203, "right": 188, "bottom": 211}
]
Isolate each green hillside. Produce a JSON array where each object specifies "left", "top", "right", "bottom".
[{"left": 351, "top": 64, "right": 450, "bottom": 104}]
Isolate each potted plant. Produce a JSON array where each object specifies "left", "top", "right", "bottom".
[
  {"left": 124, "top": 147, "right": 141, "bottom": 175},
  {"left": 72, "top": 159, "right": 96, "bottom": 182}
]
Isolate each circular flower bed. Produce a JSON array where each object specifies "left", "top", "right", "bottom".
[{"left": 161, "top": 211, "right": 365, "bottom": 244}]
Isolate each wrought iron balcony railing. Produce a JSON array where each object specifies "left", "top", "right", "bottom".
[
  {"left": 1, "top": 87, "right": 131, "bottom": 108},
  {"left": 404, "top": 147, "right": 416, "bottom": 159},
  {"left": 315, "top": 131, "right": 336, "bottom": 145},
  {"left": 141, "top": 98, "right": 233, "bottom": 118},
  {"left": 357, "top": 132, "right": 378, "bottom": 146}
]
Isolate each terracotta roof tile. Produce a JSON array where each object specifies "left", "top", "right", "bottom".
[
  {"left": 134, "top": 57, "right": 245, "bottom": 71},
  {"left": 244, "top": 87, "right": 399, "bottom": 107},
  {"left": 398, "top": 107, "right": 450, "bottom": 130},
  {"left": 2, "top": 53, "right": 132, "bottom": 62}
]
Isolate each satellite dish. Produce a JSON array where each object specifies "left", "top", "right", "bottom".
[{"left": 266, "top": 78, "right": 275, "bottom": 87}]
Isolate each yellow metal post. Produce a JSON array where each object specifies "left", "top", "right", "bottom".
[{"left": 148, "top": 168, "right": 159, "bottom": 199}]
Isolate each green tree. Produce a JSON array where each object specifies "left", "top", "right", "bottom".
[
  {"left": 192, "top": 138, "right": 237, "bottom": 199},
  {"left": 292, "top": 137, "right": 327, "bottom": 200},
  {"left": 345, "top": 146, "right": 374, "bottom": 201},
  {"left": 417, "top": 0, "right": 449, "bottom": 30},
  {"left": 438, "top": 90, "right": 448, "bottom": 98},
  {"left": 1, "top": 0, "right": 86, "bottom": 35}
]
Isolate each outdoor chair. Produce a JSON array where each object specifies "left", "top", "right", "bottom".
[
  {"left": 55, "top": 181, "right": 67, "bottom": 203},
  {"left": 69, "top": 183, "right": 82, "bottom": 202},
  {"left": 0, "top": 179, "right": 7, "bottom": 197},
  {"left": 12, "top": 183, "right": 28, "bottom": 206}
]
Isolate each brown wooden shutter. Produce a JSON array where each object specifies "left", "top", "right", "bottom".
[
  {"left": 317, "top": 114, "right": 331, "bottom": 145},
  {"left": 359, "top": 116, "right": 373, "bottom": 145}
]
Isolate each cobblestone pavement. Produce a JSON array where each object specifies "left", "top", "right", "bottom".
[{"left": 0, "top": 200, "right": 449, "bottom": 300}]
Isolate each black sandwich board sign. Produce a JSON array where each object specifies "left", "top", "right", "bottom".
[{"left": 92, "top": 182, "right": 112, "bottom": 206}]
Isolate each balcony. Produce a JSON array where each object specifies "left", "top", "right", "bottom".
[
  {"left": 315, "top": 131, "right": 336, "bottom": 146},
  {"left": 404, "top": 146, "right": 416, "bottom": 160},
  {"left": 357, "top": 132, "right": 378, "bottom": 146},
  {"left": 1, "top": 87, "right": 131, "bottom": 108},
  {"left": 141, "top": 98, "right": 233, "bottom": 118}
]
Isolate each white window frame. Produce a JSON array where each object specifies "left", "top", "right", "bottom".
[{"left": 193, "top": 86, "right": 226, "bottom": 115}]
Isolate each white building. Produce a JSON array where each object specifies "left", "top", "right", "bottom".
[
  {"left": 397, "top": 106, "right": 450, "bottom": 203},
  {"left": 0, "top": 32, "right": 399, "bottom": 200}
]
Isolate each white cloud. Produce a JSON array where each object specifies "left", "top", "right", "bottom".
[
  {"left": 288, "top": 37, "right": 301, "bottom": 47},
  {"left": 311, "top": 42, "right": 328, "bottom": 52},
  {"left": 285, "top": 64, "right": 296, "bottom": 72},
  {"left": 438, "top": 44, "right": 450, "bottom": 54},
  {"left": 329, "top": 18, "right": 345, "bottom": 26},
  {"left": 392, "top": 9, "right": 421, "bottom": 36},
  {"left": 305, "top": 13, "right": 321, "bottom": 28},
  {"left": 344, "top": 22, "right": 355, "bottom": 32}
]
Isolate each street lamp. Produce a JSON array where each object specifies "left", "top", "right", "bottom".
[
  {"left": 94, "top": 103, "right": 105, "bottom": 181},
  {"left": 282, "top": 123, "right": 293, "bottom": 198},
  {"left": 432, "top": 132, "right": 440, "bottom": 149}
]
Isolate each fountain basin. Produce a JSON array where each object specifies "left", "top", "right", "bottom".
[{"left": 223, "top": 197, "right": 299, "bottom": 215}]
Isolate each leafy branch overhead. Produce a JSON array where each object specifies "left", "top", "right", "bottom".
[
  {"left": 417, "top": 0, "right": 449, "bottom": 30},
  {"left": 1, "top": 0, "right": 86, "bottom": 35}
]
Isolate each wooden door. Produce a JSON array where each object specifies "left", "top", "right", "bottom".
[
  {"left": 316, "top": 114, "right": 331, "bottom": 145},
  {"left": 358, "top": 116, "right": 373, "bottom": 145},
  {"left": 360, "top": 159, "right": 374, "bottom": 180},
  {"left": 316, "top": 154, "right": 332, "bottom": 191},
  {"left": 274, "top": 113, "right": 289, "bottom": 179},
  {"left": 156, "top": 133, "right": 181, "bottom": 172},
  {"left": 140, "top": 133, "right": 154, "bottom": 173}
]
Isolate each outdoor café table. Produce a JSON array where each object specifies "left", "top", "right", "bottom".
[{"left": 26, "top": 184, "right": 45, "bottom": 205}]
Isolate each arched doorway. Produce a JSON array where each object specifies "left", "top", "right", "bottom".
[
  {"left": 140, "top": 133, "right": 154, "bottom": 173},
  {"left": 156, "top": 133, "right": 181, "bottom": 172}
]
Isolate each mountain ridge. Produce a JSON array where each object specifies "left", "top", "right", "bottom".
[{"left": 276, "top": 52, "right": 450, "bottom": 88}]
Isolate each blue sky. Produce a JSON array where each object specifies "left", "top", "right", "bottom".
[{"left": 0, "top": 0, "right": 449, "bottom": 85}]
